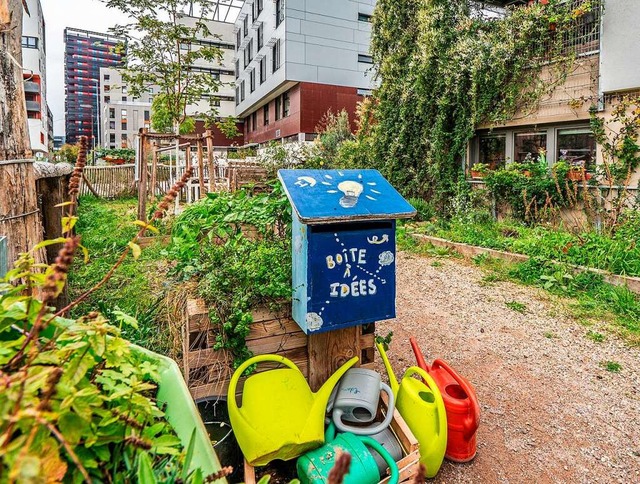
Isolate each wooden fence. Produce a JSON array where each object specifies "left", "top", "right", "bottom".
[{"left": 80, "top": 165, "right": 136, "bottom": 198}]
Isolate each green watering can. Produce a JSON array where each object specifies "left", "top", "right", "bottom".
[
  {"left": 297, "top": 423, "right": 400, "bottom": 484},
  {"left": 377, "top": 342, "right": 448, "bottom": 478},
  {"left": 228, "top": 354, "right": 359, "bottom": 466}
]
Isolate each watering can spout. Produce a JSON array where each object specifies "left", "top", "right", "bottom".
[
  {"left": 375, "top": 342, "right": 399, "bottom": 396},
  {"left": 409, "top": 336, "right": 430, "bottom": 372},
  {"left": 313, "top": 356, "right": 360, "bottom": 414}
]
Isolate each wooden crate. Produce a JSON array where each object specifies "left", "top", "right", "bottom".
[
  {"left": 183, "top": 298, "right": 376, "bottom": 400},
  {"left": 242, "top": 392, "right": 420, "bottom": 484}
]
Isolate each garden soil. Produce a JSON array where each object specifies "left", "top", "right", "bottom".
[{"left": 375, "top": 252, "right": 640, "bottom": 483}]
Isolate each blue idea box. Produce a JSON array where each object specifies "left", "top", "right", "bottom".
[{"left": 278, "top": 169, "right": 416, "bottom": 334}]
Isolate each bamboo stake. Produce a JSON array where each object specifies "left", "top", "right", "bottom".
[
  {"left": 197, "top": 136, "right": 205, "bottom": 199},
  {"left": 150, "top": 141, "right": 158, "bottom": 201}
]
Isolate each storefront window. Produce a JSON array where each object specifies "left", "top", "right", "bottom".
[
  {"left": 514, "top": 131, "right": 547, "bottom": 163},
  {"left": 478, "top": 135, "right": 506, "bottom": 170},
  {"left": 557, "top": 128, "right": 596, "bottom": 171}
]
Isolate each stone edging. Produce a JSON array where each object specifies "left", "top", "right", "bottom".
[{"left": 410, "top": 234, "right": 640, "bottom": 295}]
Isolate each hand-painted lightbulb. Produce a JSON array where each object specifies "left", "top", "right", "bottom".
[{"left": 338, "top": 180, "right": 364, "bottom": 208}]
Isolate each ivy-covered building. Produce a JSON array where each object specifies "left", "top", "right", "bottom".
[{"left": 470, "top": 0, "right": 639, "bottom": 189}]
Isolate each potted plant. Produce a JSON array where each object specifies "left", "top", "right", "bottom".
[{"left": 470, "top": 162, "right": 490, "bottom": 179}]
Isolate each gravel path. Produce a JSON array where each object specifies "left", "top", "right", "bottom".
[{"left": 375, "top": 251, "right": 640, "bottom": 483}]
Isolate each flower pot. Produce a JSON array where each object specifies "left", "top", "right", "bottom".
[
  {"left": 522, "top": 170, "right": 531, "bottom": 178},
  {"left": 567, "top": 170, "right": 584, "bottom": 182},
  {"left": 132, "top": 345, "right": 225, "bottom": 479},
  {"left": 470, "top": 171, "right": 485, "bottom": 179}
]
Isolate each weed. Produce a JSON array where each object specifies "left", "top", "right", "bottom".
[
  {"left": 506, "top": 301, "right": 527, "bottom": 313},
  {"left": 472, "top": 253, "right": 489, "bottom": 265},
  {"left": 431, "top": 261, "right": 443, "bottom": 268},
  {"left": 481, "top": 274, "right": 501, "bottom": 283},
  {"left": 544, "top": 331, "right": 556, "bottom": 339},
  {"left": 601, "top": 361, "right": 622, "bottom": 373},
  {"left": 586, "top": 330, "right": 605, "bottom": 342}
]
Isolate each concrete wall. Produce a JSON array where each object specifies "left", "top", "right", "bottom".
[{"left": 600, "top": 0, "right": 640, "bottom": 94}]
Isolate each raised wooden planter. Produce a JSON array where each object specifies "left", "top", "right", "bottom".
[{"left": 183, "top": 298, "right": 376, "bottom": 400}]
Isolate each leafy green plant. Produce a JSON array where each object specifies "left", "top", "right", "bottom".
[
  {"left": 169, "top": 185, "right": 293, "bottom": 368},
  {"left": 407, "top": 197, "right": 436, "bottom": 222},
  {"left": 505, "top": 301, "right": 527, "bottom": 313},
  {"left": 586, "top": 330, "right": 605, "bottom": 342},
  {"left": 375, "top": 331, "right": 394, "bottom": 351},
  {"left": 601, "top": 361, "right": 622, "bottom": 373}
]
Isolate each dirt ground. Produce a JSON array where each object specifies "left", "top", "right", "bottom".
[{"left": 375, "top": 252, "right": 640, "bottom": 483}]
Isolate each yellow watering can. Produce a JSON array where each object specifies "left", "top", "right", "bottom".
[
  {"left": 228, "top": 354, "right": 359, "bottom": 466},
  {"left": 376, "top": 343, "right": 447, "bottom": 478}
]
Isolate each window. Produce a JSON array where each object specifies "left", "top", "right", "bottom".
[
  {"left": 235, "top": 59, "right": 240, "bottom": 79},
  {"left": 263, "top": 104, "right": 269, "bottom": 126},
  {"left": 283, "top": 91, "right": 290, "bottom": 117},
  {"left": 256, "top": 0, "right": 263, "bottom": 17},
  {"left": 244, "top": 47, "right": 249, "bottom": 68},
  {"left": 109, "top": 133, "right": 115, "bottom": 143},
  {"left": 104, "top": 74, "right": 110, "bottom": 81},
  {"left": 121, "top": 109, "right": 127, "bottom": 119},
  {"left": 250, "top": 69, "right": 255, "bottom": 93},
  {"left": 259, "top": 57, "right": 267, "bottom": 84},
  {"left": 358, "top": 54, "right": 374, "bottom": 64},
  {"left": 121, "top": 134, "right": 127, "bottom": 141},
  {"left": 557, "top": 128, "right": 596, "bottom": 171},
  {"left": 235, "top": 87, "right": 240, "bottom": 105},
  {"left": 251, "top": 112, "right": 257, "bottom": 132},
  {"left": 144, "top": 110, "right": 150, "bottom": 121},
  {"left": 236, "top": 29, "right": 241, "bottom": 50},
  {"left": 478, "top": 135, "right": 506, "bottom": 170},
  {"left": 104, "top": 85, "right": 110, "bottom": 92},
  {"left": 358, "top": 13, "right": 372, "bottom": 22},
  {"left": 122, "top": 96, "right": 127, "bottom": 102},
  {"left": 514, "top": 131, "right": 547, "bottom": 163},
  {"left": 276, "top": 0, "right": 285, "bottom": 27},
  {"left": 109, "top": 108, "right": 115, "bottom": 119},
  {"left": 246, "top": 114, "right": 251, "bottom": 133},
  {"left": 257, "top": 23, "right": 264, "bottom": 50},
  {"left": 272, "top": 40, "right": 281, "bottom": 73},
  {"left": 275, "top": 96, "right": 282, "bottom": 121},
  {"left": 104, "top": 96, "right": 110, "bottom": 103},
  {"left": 21, "top": 36, "right": 38, "bottom": 49},
  {"left": 248, "top": 39, "right": 253, "bottom": 62},
  {"left": 243, "top": 16, "right": 248, "bottom": 37},
  {"left": 121, "top": 122, "right": 127, "bottom": 130},
  {"left": 109, "top": 121, "right": 115, "bottom": 129},
  {"left": 240, "top": 80, "right": 245, "bottom": 102}
]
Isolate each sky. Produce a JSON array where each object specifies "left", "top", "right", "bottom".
[{"left": 41, "top": 0, "right": 131, "bottom": 137}]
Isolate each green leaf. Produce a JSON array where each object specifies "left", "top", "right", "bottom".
[
  {"left": 33, "top": 237, "right": 68, "bottom": 251},
  {"left": 133, "top": 220, "right": 160, "bottom": 234},
  {"left": 62, "top": 216, "right": 78, "bottom": 234},
  {"left": 182, "top": 430, "right": 197, "bottom": 481},
  {"left": 136, "top": 452, "right": 157, "bottom": 484},
  {"left": 58, "top": 412, "right": 88, "bottom": 446}
]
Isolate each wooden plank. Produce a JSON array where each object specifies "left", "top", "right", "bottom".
[
  {"left": 308, "top": 325, "right": 360, "bottom": 392},
  {"left": 381, "top": 392, "right": 419, "bottom": 453},
  {"left": 187, "top": 348, "right": 228, "bottom": 370},
  {"left": 359, "top": 333, "right": 375, "bottom": 349},
  {"left": 249, "top": 305, "right": 291, "bottom": 323},
  {"left": 246, "top": 331, "right": 308, "bottom": 354},
  {"left": 186, "top": 298, "right": 210, "bottom": 332},
  {"left": 246, "top": 317, "right": 299, "bottom": 340}
]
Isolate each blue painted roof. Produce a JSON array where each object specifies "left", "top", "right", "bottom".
[{"left": 278, "top": 169, "right": 416, "bottom": 224}]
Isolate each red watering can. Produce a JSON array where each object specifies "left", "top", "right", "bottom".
[{"left": 409, "top": 337, "right": 480, "bottom": 463}]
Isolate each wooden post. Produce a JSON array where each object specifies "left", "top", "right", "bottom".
[
  {"left": 150, "top": 141, "right": 158, "bottom": 201},
  {"left": 137, "top": 128, "right": 148, "bottom": 222},
  {"left": 307, "top": 326, "right": 360, "bottom": 392},
  {"left": 185, "top": 145, "right": 192, "bottom": 170},
  {"left": 205, "top": 130, "right": 215, "bottom": 192},
  {"left": 196, "top": 136, "right": 205, "bottom": 198}
]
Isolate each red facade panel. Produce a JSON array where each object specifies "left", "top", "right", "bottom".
[{"left": 243, "top": 82, "right": 363, "bottom": 145}]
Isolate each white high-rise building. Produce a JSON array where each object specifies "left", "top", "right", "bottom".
[{"left": 21, "top": 0, "right": 49, "bottom": 157}]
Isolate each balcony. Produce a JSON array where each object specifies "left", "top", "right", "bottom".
[
  {"left": 26, "top": 100, "right": 41, "bottom": 112},
  {"left": 24, "top": 81, "right": 40, "bottom": 93}
]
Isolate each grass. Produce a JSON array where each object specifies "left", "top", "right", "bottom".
[
  {"left": 601, "top": 361, "right": 622, "bottom": 373},
  {"left": 586, "top": 330, "right": 605, "bottom": 342},
  {"left": 411, "top": 212, "right": 640, "bottom": 277},
  {"left": 505, "top": 301, "right": 527, "bottom": 313},
  {"left": 68, "top": 196, "right": 173, "bottom": 354}
]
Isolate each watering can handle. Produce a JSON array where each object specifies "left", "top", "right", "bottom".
[
  {"left": 227, "top": 354, "right": 299, "bottom": 412},
  {"left": 358, "top": 436, "right": 400, "bottom": 484},
  {"left": 332, "top": 382, "right": 396, "bottom": 436},
  {"left": 402, "top": 366, "right": 448, "bottom": 439},
  {"left": 431, "top": 359, "right": 480, "bottom": 438}
]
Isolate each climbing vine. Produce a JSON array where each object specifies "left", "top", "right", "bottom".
[{"left": 368, "top": 0, "right": 593, "bottom": 210}]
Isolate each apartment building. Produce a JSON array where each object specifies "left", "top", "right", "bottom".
[
  {"left": 469, "top": 0, "right": 639, "bottom": 188},
  {"left": 234, "top": 0, "right": 378, "bottom": 145},
  {"left": 64, "top": 28, "right": 124, "bottom": 145},
  {"left": 99, "top": 67, "right": 152, "bottom": 149},
  {"left": 21, "top": 0, "right": 48, "bottom": 157}
]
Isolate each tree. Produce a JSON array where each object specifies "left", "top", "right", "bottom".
[{"left": 102, "top": 0, "right": 225, "bottom": 135}]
